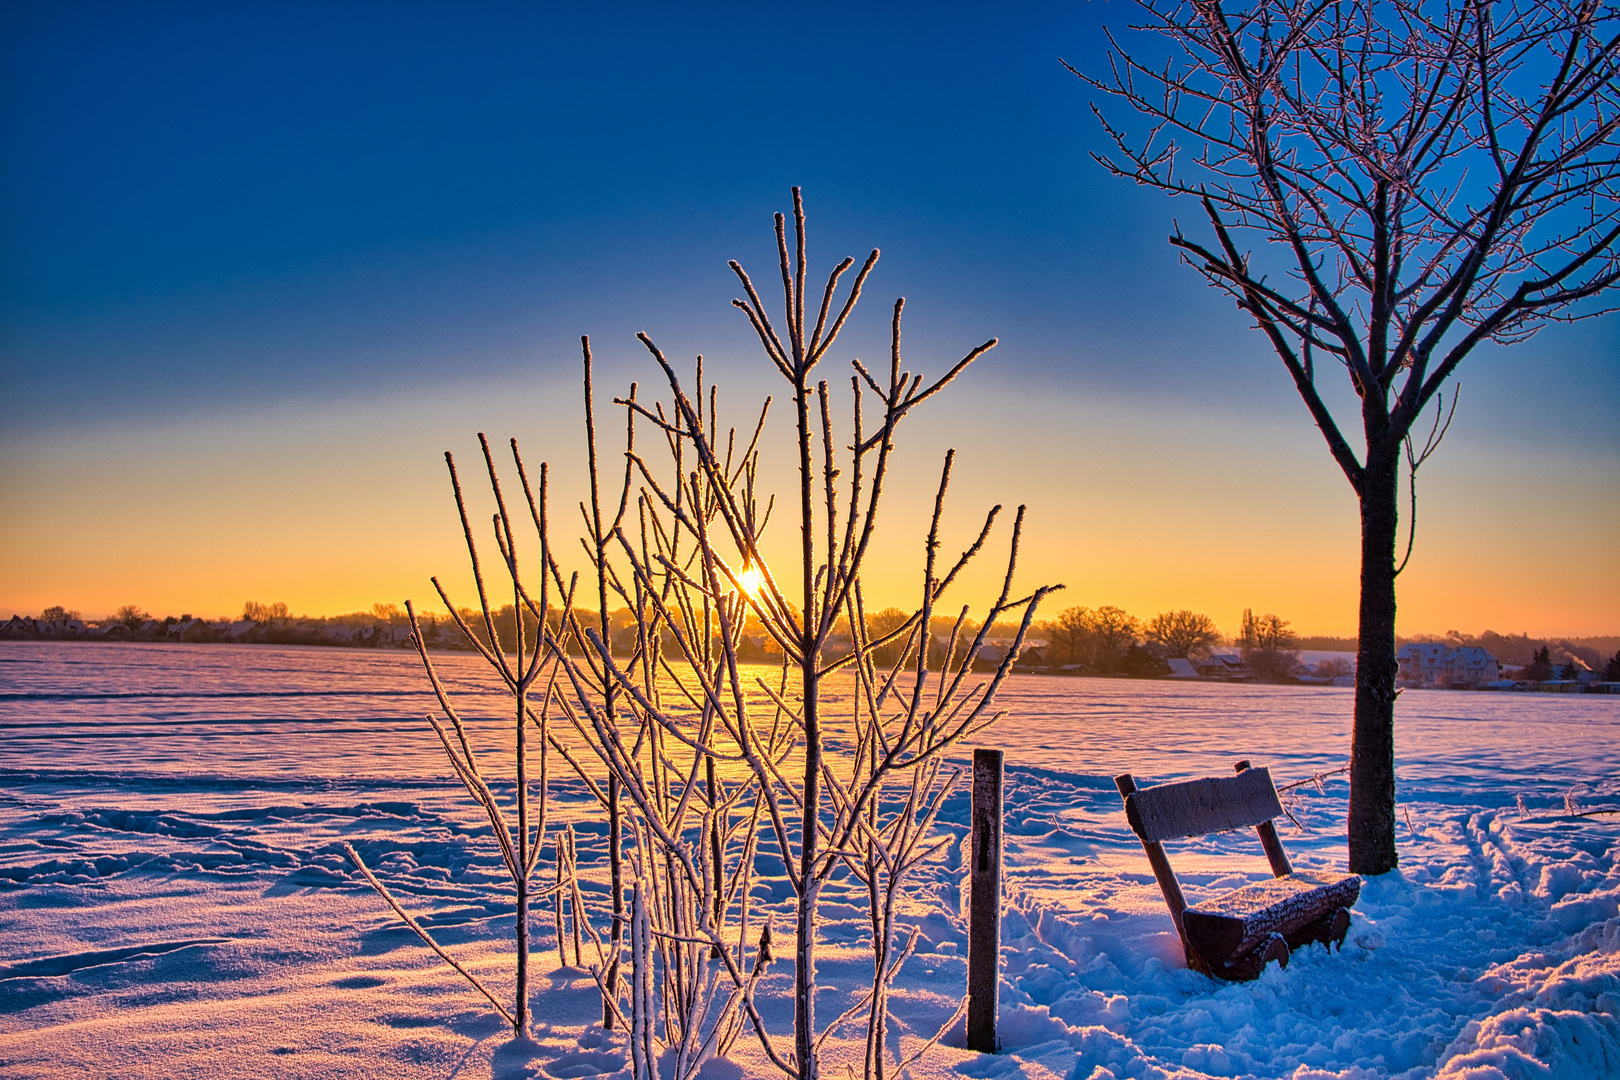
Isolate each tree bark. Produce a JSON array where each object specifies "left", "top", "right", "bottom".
[
  {"left": 515, "top": 687, "right": 531, "bottom": 1036},
  {"left": 794, "top": 373, "right": 821, "bottom": 1080},
  {"left": 795, "top": 675, "right": 820, "bottom": 1080},
  {"left": 605, "top": 774, "right": 622, "bottom": 1027},
  {"left": 1348, "top": 440, "right": 1400, "bottom": 875}
]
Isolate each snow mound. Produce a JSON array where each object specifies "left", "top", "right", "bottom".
[{"left": 1435, "top": 1008, "right": 1620, "bottom": 1079}]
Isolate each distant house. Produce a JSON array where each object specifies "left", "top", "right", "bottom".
[
  {"left": 0, "top": 616, "right": 37, "bottom": 639},
  {"left": 1197, "top": 653, "right": 1249, "bottom": 680},
  {"left": 1447, "top": 646, "right": 1501, "bottom": 685},
  {"left": 1397, "top": 643, "right": 1501, "bottom": 687},
  {"left": 173, "top": 619, "right": 214, "bottom": 642},
  {"left": 1166, "top": 657, "right": 1202, "bottom": 679},
  {"left": 972, "top": 637, "right": 1031, "bottom": 669},
  {"left": 1397, "top": 643, "right": 1449, "bottom": 685},
  {"left": 1291, "top": 663, "right": 1332, "bottom": 685}
]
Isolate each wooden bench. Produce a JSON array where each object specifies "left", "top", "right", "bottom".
[{"left": 1115, "top": 760, "right": 1360, "bottom": 981}]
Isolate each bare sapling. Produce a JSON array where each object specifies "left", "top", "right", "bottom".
[
  {"left": 539, "top": 188, "right": 1060, "bottom": 1080},
  {"left": 353, "top": 189, "right": 1056, "bottom": 1077},
  {"left": 345, "top": 435, "right": 563, "bottom": 1039},
  {"left": 569, "top": 340, "right": 637, "bottom": 1024},
  {"left": 544, "top": 353, "right": 785, "bottom": 1080}
]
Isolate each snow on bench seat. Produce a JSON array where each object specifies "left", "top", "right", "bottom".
[{"left": 1182, "top": 871, "right": 1361, "bottom": 963}]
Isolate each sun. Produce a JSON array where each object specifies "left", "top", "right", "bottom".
[{"left": 737, "top": 566, "right": 766, "bottom": 597}]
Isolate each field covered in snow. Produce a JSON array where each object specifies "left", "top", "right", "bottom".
[{"left": 1, "top": 641, "right": 1617, "bottom": 1079}]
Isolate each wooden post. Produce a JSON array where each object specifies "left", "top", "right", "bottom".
[
  {"left": 1235, "top": 760, "right": 1293, "bottom": 877},
  {"left": 1114, "top": 774, "right": 1190, "bottom": 934},
  {"left": 968, "top": 748, "right": 1002, "bottom": 1053},
  {"left": 1114, "top": 772, "right": 1205, "bottom": 972}
]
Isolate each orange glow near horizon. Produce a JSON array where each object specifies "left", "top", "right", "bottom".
[{"left": 2, "top": 369, "right": 1616, "bottom": 640}]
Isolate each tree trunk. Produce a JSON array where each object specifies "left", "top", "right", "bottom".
[
  {"left": 795, "top": 666, "right": 821, "bottom": 1080},
  {"left": 707, "top": 754, "right": 724, "bottom": 936},
  {"left": 794, "top": 372, "right": 820, "bottom": 1080},
  {"left": 515, "top": 688, "right": 531, "bottom": 1036},
  {"left": 605, "top": 774, "right": 622, "bottom": 1028},
  {"left": 1348, "top": 440, "right": 1400, "bottom": 875}
]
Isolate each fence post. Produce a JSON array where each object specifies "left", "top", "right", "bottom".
[{"left": 968, "top": 747, "right": 1003, "bottom": 1053}]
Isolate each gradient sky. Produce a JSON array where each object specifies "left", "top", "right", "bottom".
[{"left": 2, "top": 1, "right": 1616, "bottom": 637}]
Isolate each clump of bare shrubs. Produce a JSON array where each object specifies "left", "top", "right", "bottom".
[{"left": 348, "top": 190, "right": 1057, "bottom": 1080}]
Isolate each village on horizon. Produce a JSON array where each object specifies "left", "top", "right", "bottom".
[{"left": 7, "top": 602, "right": 1618, "bottom": 695}]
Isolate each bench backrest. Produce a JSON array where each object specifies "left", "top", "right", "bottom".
[{"left": 1124, "top": 766, "right": 1284, "bottom": 842}]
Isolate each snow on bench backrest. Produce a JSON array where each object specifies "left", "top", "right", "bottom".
[{"left": 1124, "top": 766, "right": 1284, "bottom": 842}]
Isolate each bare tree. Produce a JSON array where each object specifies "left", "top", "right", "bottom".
[
  {"left": 1044, "top": 605, "right": 1094, "bottom": 667},
  {"left": 864, "top": 607, "right": 911, "bottom": 668},
  {"left": 1145, "top": 608, "right": 1222, "bottom": 658},
  {"left": 344, "top": 440, "right": 563, "bottom": 1039},
  {"left": 1239, "top": 607, "right": 1302, "bottom": 681},
  {"left": 575, "top": 343, "right": 632, "bottom": 1028},
  {"left": 1073, "top": 0, "right": 1620, "bottom": 872},
  {"left": 1086, "top": 605, "right": 1143, "bottom": 671},
  {"left": 242, "top": 600, "right": 290, "bottom": 622}
]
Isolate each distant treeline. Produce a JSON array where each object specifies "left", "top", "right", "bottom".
[
  {"left": 4, "top": 602, "right": 437, "bottom": 649},
  {"left": 1, "top": 601, "right": 1323, "bottom": 684},
  {"left": 9, "top": 601, "right": 1615, "bottom": 678}
]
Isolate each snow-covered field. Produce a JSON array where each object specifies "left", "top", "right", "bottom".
[{"left": 1, "top": 641, "right": 1616, "bottom": 1079}]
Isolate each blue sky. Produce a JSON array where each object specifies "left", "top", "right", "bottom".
[
  {"left": 2, "top": 1, "right": 1615, "bottom": 634},
  {"left": 3, "top": 2, "right": 1145, "bottom": 417}
]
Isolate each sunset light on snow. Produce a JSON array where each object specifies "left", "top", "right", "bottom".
[{"left": 1, "top": 5, "right": 1617, "bottom": 1080}]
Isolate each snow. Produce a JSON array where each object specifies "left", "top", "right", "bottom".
[{"left": 1, "top": 641, "right": 1616, "bottom": 1079}]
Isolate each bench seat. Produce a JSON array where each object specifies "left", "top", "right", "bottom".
[{"left": 1182, "top": 870, "right": 1361, "bottom": 963}]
